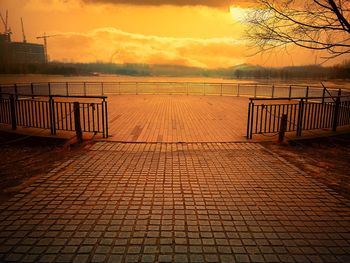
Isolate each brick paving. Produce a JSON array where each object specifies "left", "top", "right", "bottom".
[
  {"left": 107, "top": 95, "right": 249, "bottom": 142},
  {"left": 0, "top": 142, "right": 349, "bottom": 262}
]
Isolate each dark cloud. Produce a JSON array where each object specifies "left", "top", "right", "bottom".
[{"left": 82, "top": 0, "right": 236, "bottom": 7}]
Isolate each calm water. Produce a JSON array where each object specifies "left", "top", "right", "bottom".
[{"left": 0, "top": 74, "right": 349, "bottom": 89}]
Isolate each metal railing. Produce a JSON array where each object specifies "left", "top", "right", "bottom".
[
  {"left": 247, "top": 95, "right": 350, "bottom": 139},
  {"left": 0, "top": 94, "right": 108, "bottom": 138},
  {"left": 0, "top": 81, "right": 348, "bottom": 99}
]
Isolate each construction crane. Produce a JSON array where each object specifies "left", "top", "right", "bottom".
[
  {"left": 36, "top": 33, "right": 60, "bottom": 62},
  {"left": 21, "top": 17, "right": 26, "bottom": 43},
  {"left": 0, "top": 10, "right": 12, "bottom": 39}
]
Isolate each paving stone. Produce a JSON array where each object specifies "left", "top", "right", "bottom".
[{"left": 0, "top": 141, "right": 349, "bottom": 263}]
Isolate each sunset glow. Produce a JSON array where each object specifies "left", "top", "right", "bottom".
[{"left": 1, "top": 0, "right": 345, "bottom": 67}]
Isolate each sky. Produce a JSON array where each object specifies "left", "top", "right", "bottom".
[{"left": 0, "top": 0, "right": 343, "bottom": 68}]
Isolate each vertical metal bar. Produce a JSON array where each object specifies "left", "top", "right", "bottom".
[
  {"left": 31, "top": 83, "right": 34, "bottom": 99},
  {"left": 9, "top": 95, "right": 16, "bottom": 130},
  {"left": 254, "top": 84, "right": 257, "bottom": 98},
  {"left": 25, "top": 100, "right": 30, "bottom": 127},
  {"left": 66, "top": 82, "right": 69, "bottom": 96},
  {"left": 273, "top": 105, "right": 277, "bottom": 132},
  {"left": 74, "top": 102, "right": 83, "bottom": 143},
  {"left": 246, "top": 101, "right": 251, "bottom": 138},
  {"left": 14, "top": 84, "right": 18, "bottom": 99},
  {"left": 65, "top": 103, "right": 68, "bottom": 130},
  {"left": 276, "top": 105, "right": 281, "bottom": 132},
  {"left": 322, "top": 87, "right": 326, "bottom": 104},
  {"left": 105, "top": 99, "right": 109, "bottom": 137},
  {"left": 268, "top": 104, "right": 273, "bottom": 133},
  {"left": 305, "top": 86, "right": 309, "bottom": 102},
  {"left": 237, "top": 84, "right": 240, "bottom": 97},
  {"left": 60, "top": 102, "right": 63, "bottom": 130},
  {"left": 101, "top": 82, "right": 104, "bottom": 96},
  {"left": 220, "top": 84, "right": 223, "bottom": 96},
  {"left": 296, "top": 99, "right": 304, "bottom": 136},
  {"left": 92, "top": 104, "right": 95, "bottom": 132},
  {"left": 34, "top": 100, "right": 38, "bottom": 128},
  {"left": 97, "top": 104, "right": 100, "bottom": 132},
  {"left": 84, "top": 82, "right": 87, "bottom": 96},
  {"left": 48, "top": 82, "right": 51, "bottom": 96},
  {"left": 38, "top": 101, "right": 42, "bottom": 128},
  {"left": 49, "top": 96, "right": 54, "bottom": 134},
  {"left": 288, "top": 85, "right": 292, "bottom": 100},
  {"left": 271, "top": 85, "right": 274, "bottom": 98},
  {"left": 69, "top": 103, "right": 73, "bottom": 130},
  {"left": 82, "top": 104, "right": 86, "bottom": 131},
  {"left": 250, "top": 102, "right": 254, "bottom": 139},
  {"left": 88, "top": 104, "right": 92, "bottom": 132},
  {"left": 278, "top": 114, "right": 288, "bottom": 143},
  {"left": 102, "top": 102, "right": 105, "bottom": 137},
  {"left": 332, "top": 96, "right": 341, "bottom": 131},
  {"left": 259, "top": 104, "right": 265, "bottom": 133},
  {"left": 264, "top": 104, "right": 268, "bottom": 133}
]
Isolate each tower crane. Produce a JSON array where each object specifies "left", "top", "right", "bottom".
[
  {"left": 36, "top": 33, "right": 60, "bottom": 62},
  {"left": 21, "top": 17, "right": 26, "bottom": 43},
  {"left": 0, "top": 10, "right": 12, "bottom": 40}
]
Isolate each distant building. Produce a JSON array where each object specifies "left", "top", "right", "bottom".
[{"left": 0, "top": 33, "right": 45, "bottom": 65}]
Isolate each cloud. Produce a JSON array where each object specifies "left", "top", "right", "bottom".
[
  {"left": 81, "top": 0, "right": 248, "bottom": 8},
  {"left": 49, "top": 27, "right": 247, "bottom": 67}
]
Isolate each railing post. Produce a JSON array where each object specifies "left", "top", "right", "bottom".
[
  {"left": 83, "top": 82, "right": 87, "bottom": 96},
  {"left": 49, "top": 96, "right": 56, "bottom": 135},
  {"left": 101, "top": 82, "right": 104, "bottom": 96},
  {"left": 66, "top": 82, "right": 69, "bottom": 96},
  {"left": 288, "top": 85, "right": 292, "bottom": 100},
  {"left": 9, "top": 94, "right": 16, "bottom": 130},
  {"left": 104, "top": 99, "right": 108, "bottom": 138},
  {"left": 31, "top": 83, "right": 34, "bottom": 99},
  {"left": 278, "top": 114, "right": 288, "bottom": 143},
  {"left": 136, "top": 82, "right": 138, "bottom": 95},
  {"left": 246, "top": 101, "right": 251, "bottom": 138},
  {"left": 74, "top": 102, "right": 83, "bottom": 143},
  {"left": 271, "top": 85, "right": 275, "bottom": 98},
  {"left": 305, "top": 86, "right": 309, "bottom": 102},
  {"left": 237, "top": 84, "right": 240, "bottom": 97},
  {"left": 296, "top": 99, "right": 304, "bottom": 136},
  {"left": 48, "top": 82, "right": 51, "bottom": 96},
  {"left": 332, "top": 96, "right": 341, "bottom": 132},
  {"left": 220, "top": 84, "right": 223, "bottom": 96},
  {"left": 249, "top": 101, "right": 255, "bottom": 139},
  {"left": 14, "top": 83, "right": 18, "bottom": 99},
  {"left": 322, "top": 87, "right": 326, "bottom": 104},
  {"left": 254, "top": 84, "right": 257, "bottom": 98}
]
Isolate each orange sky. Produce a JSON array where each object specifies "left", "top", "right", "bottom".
[{"left": 1, "top": 0, "right": 345, "bottom": 68}]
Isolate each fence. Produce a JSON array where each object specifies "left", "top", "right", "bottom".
[
  {"left": 0, "top": 81, "right": 348, "bottom": 100},
  {"left": 247, "top": 95, "right": 350, "bottom": 139},
  {"left": 0, "top": 94, "right": 108, "bottom": 138}
]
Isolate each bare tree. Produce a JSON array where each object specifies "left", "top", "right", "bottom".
[{"left": 245, "top": 0, "right": 350, "bottom": 60}]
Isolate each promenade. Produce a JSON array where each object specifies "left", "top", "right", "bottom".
[
  {"left": 0, "top": 95, "right": 349, "bottom": 263},
  {"left": 107, "top": 95, "right": 249, "bottom": 142}
]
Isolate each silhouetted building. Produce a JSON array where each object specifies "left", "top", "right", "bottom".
[{"left": 0, "top": 33, "right": 45, "bottom": 66}]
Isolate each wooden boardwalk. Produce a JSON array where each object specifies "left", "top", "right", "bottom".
[{"left": 107, "top": 95, "right": 249, "bottom": 142}]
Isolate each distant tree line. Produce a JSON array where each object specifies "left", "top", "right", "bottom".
[{"left": 1, "top": 60, "right": 350, "bottom": 80}]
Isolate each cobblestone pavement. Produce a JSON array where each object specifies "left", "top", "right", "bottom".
[
  {"left": 0, "top": 142, "right": 349, "bottom": 263},
  {"left": 107, "top": 95, "right": 249, "bottom": 142}
]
